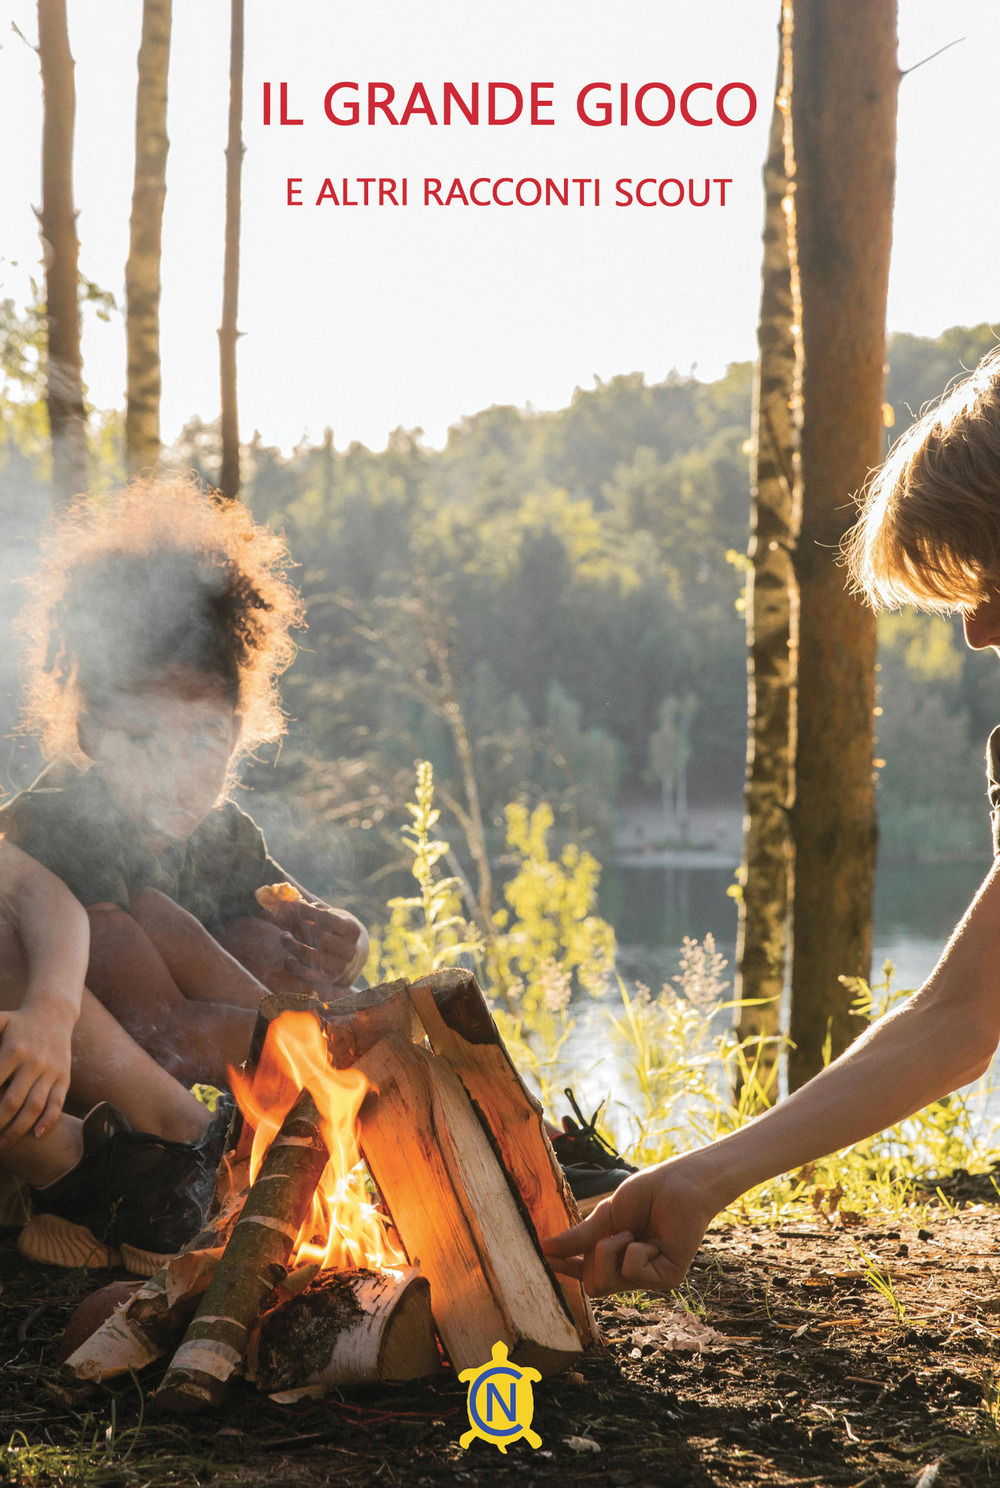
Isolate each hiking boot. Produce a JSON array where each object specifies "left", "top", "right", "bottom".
[
  {"left": 18, "top": 1103, "right": 219, "bottom": 1276},
  {"left": 552, "top": 1088, "right": 638, "bottom": 1218}
]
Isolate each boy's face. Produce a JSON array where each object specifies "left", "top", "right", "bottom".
[
  {"left": 80, "top": 669, "right": 240, "bottom": 849},
  {"left": 963, "top": 588, "right": 1000, "bottom": 654}
]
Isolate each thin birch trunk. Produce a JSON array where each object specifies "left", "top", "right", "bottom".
[
  {"left": 788, "top": 0, "right": 898, "bottom": 1089},
  {"left": 125, "top": 0, "right": 171, "bottom": 475},
  {"left": 37, "top": 0, "right": 87, "bottom": 505},
  {"left": 734, "top": 9, "right": 801, "bottom": 1105},
  {"left": 218, "top": 0, "right": 244, "bottom": 500}
]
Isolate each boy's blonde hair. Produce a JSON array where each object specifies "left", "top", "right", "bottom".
[
  {"left": 846, "top": 344, "right": 1000, "bottom": 613},
  {"left": 18, "top": 476, "right": 304, "bottom": 762}
]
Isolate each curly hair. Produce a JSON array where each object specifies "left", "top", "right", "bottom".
[
  {"left": 17, "top": 476, "right": 305, "bottom": 763},
  {"left": 845, "top": 345, "right": 1000, "bottom": 614}
]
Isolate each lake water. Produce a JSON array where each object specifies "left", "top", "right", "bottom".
[{"left": 598, "top": 857, "right": 992, "bottom": 995}]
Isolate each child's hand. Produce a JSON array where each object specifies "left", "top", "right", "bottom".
[
  {"left": 542, "top": 1158, "right": 722, "bottom": 1296},
  {"left": 0, "top": 1007, "right": 73, "bottom": 1147},
  {"left": 257, "top": 888, "right": 369, "bottom": 987}
]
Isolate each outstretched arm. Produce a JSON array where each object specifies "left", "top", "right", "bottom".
[{"left": 543, "top": 858, "right": 1000, "bottom": 1296}]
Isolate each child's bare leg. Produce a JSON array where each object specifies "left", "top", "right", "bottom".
[
  {"left": 86, "top": 904, "right": 255, "bottom": 1085},
  {"left": 0, "top": 926, "right": 209, "bottom": 1183},
  {"left": 65, "top": 982, "right": 211, "bottom": 1142},
  {"left": 129, "top": 888, "right": 269, "bottom": 1011},
  {"left": 1, "top": 1113, "right": 84, "bottom": 1187}
]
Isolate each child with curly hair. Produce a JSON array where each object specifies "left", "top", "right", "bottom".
[{"left": 0, "top": 477, "right": 368, "bottom": 1266}]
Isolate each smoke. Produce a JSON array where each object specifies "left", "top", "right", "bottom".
[{"left": 0, "top": 456, "right": 53, "bottom": 795}]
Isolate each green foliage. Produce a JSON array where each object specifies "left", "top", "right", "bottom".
[
  {"left": 0, "top": 280, "right": 120, "bottom": 482},
  {"left": 492, "top": 801, "right": 616, "bottom": 1013},
  {"left": 3, "top": 304, "right": 998, "bottom": 883},
  {"left": 368, "top": 760, "right": 483, "bottom": 980}
]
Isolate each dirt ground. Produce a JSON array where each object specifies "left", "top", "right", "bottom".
[{"left": 5, "top": 1201, "right": 1000, "bottom": 1488}]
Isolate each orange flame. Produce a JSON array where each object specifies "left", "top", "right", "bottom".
[{"left": 229, "top": 1011, "right": 404, "bottom": 1271}]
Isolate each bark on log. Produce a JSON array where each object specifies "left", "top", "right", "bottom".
[
  {"left": 356, "top": 1033, "right": 583, "bottom": 1377},
  {"left": 63, "top": 1177, "right": 247, "bottom": 1382},
  {"left": 155, "top": 1089, "right": 328, "bottom": 1410},
  {"left": 247, "top": 1266, "right": 441, "bottom": 1393},
  {"left": 409, "top": 968, "right": 599, "bottom": 1349}
]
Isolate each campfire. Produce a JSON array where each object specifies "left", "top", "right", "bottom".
[{"left": 62, "top": 970, "right": 600, "bottom": 1405}]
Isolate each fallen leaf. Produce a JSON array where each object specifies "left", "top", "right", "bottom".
[
  {"left": 564, "top": 1436, "right": 601, "bottom": 1453},
  {"left": 633, "top": 1307, "right": 729, "bottom": 1353}
]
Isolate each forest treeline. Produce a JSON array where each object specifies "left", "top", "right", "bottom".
[{"left": 1, "top": 309, "right": 998, "bottom": 915}]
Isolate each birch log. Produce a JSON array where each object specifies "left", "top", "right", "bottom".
[
  {"left": 247, "top": 1266, "right": 441, "bottom": 1393},
  {"left": 63, "top": 1177, "right": 248, "bottom": 1382},
  {"left": 409, "top": 967, "right": 599, "bottom": 1349},
  {"left": 155, "top": 1089, "right": 328, "bottom": 1410}
]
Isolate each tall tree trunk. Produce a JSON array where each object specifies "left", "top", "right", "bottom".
[
  {"left": 125, "top": 0, "right": 171, "bottom": 476},
  {"left": 787, "top": 0, "right": 898, "bottom": 1090},
  {"left": 37, "top": 0, "right": 87, "bottom": 505},
  {"left": 734, "top": 11, "right": 801, "bottom": 1106},
  {"left": 218, "top": 0, "right": 244, "bottom": 501}
]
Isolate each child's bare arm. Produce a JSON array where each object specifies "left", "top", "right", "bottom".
[
  {"left": 0, "top": 840, "right": 90, "bottom": 1145},
  {"left": 544, "top": 859, "right": 1000, "bottom": 1296}
]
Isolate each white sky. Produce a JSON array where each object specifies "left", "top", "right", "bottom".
[{"left": 1, "top": 2, "right": 996, "bottom": 453}]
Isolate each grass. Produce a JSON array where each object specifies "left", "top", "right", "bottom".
[
  {"left": 376, "top": 766, "right": 1000, "bottom": 1235},
  {"left": 504, "top": 944, "right": 1000, "bottom": 1236}
]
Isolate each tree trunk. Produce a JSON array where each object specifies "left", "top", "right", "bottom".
[
  {"left": 734, "top": 11, "right": 801, "bottom": 1105},
  {"left": 37, "top": 0, "right": 87, "bottom": 505},
  {"left": 125, "top": 0, "right": 171, "bottom": 476},
  {"left": 218, "top": 0, "right": 244, "bottom": 500},
  {"left": 787, "top": 0, "right": 898, "bottom": 1089}
]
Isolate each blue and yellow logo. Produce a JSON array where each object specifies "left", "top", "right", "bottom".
[{"left": 458, "top": 1341, "right": 542, "bottom": 1453}]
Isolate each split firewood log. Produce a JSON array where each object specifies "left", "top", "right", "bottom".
[
  {"left": 245, "top": 980, "right": 418, "bottom": 1076},
  {"left": 234, "top": 982, "right": 417, "bottom": 1160},
  {"left": 356, "top": 1033, "right": 583, "bottom": 1377},
  {"left": 246, "top": 1266, "right": 441, "bottom": 1393},
  {"left": 409, "top": 967, "right": 600, "bottom": 1349},
  {"left": 154, "top": 1088, "right": 329, "bottom": 1411}
]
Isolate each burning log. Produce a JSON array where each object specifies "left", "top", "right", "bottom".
[
  {"left": 356, "top": 1033, "right": 583, "bottom": 1377},
  {"left": 409, "top": 967, "right": 600, "bottom": 1349},
  {"left": 155, "top": 1088, "right": 329, "bottom": 1411},
  {"left": 245, "top": 980, "right": 418, "bottom": 1081},
  {"left": 247, "top": 1266, "right": 441, "bottom": 1393}
]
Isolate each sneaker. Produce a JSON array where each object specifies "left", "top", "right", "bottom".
[
  {"left": 18, "top": 1103, "right": 220, "bottom": 1276},
  {"left": 552, "top": 1088, "right": 638, "bottom": 1218}
]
